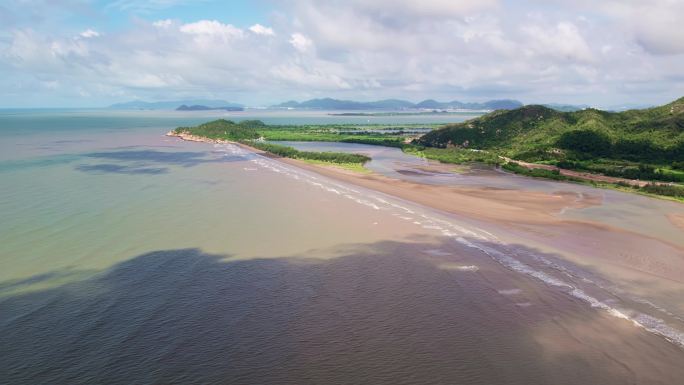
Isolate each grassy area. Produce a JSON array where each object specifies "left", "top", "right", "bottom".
[
  {"left": 300, "top": 159, "right": 371, "bottom": 173},
  {"left": 502, "top": 162, "right": 581, "bottom": 182},
  {"left": 556, "top": 159, "right": 684, "bottom": 183},
  {"left": 403, "top": 145, "right": 502, "bottom": 165},
  {"left": 245, "top": 141, "right": 370, "bottom": 164}
]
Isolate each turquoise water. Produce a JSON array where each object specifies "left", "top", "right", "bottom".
[{"left": 2, "top": 110, "right": 684, "bottom": 384}]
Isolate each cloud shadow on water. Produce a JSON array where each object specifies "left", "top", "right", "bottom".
[
  {"left": 83, "top": 150, "right": 238, "bottom": 167},
  {"left": 75, "top": 163, "right": 169, "bottom": 175},
  {"left": 1, "top": 240, "right": 681, "bottom": 385},
  {"left": 73, "top": 149, "right": 248, "bottom": 175}
]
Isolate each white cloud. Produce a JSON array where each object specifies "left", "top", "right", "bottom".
[
  {"left": 522, "top": 22, "right": 594, "bottom": 62},
  {"left": 342, "top": 0, "right": 499, "bottom": 18},
  {"left": 249, "top": 24, "right": 275, "bottom": 36},
  {"left": 2, "top": 0, "right": 684, "bottom": 107},
  {"left": 152, "top": 19, "right": 173, "bottom": 28},
  {"left": 289, "top": 33, "right": 312, "bottom": 52},
  {"left": 180, "top": 20, "right": 243, "bottom": 41},
  {"left": 271, "top": 64, "right": 351, "bottom": 89},
  {"left": 629, "top": 5, "right": 684, "bottom": 55},
  {"left": 80, "top": 29, "right": 100, "bottom": 38}
]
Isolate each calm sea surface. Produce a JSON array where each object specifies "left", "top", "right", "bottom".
[{"left": 1, "top": 110, "right": 683, "bottom": 384}]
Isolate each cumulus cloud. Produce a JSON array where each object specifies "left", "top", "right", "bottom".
[
  {"left": 80, "top": 29, "right": 100, "bottom": 38},
  {"left": 289, "top": 33, "right": 312, "bottom": 52},
  {"left": 628, "top": 5, "right": 684, "bottom": 55},
  {"left": 179, "top": 20, "right": 243, "bottom": 41},
  {"left": 249, "top": 24, "right": 275, "bottom": 36},
  {"left": 341, "top": 0, "right": 499, "bottom": 18},
  {"left": 1, "top": 0, "right": 684, "bottom": 107},
  {"left": 521, "top": 22, "right": 594, "bottom": 62}
]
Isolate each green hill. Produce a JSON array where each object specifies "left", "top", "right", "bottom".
[
  {"left": 418, "top": 97, "right": 684, "bottom": 165},
  {"left": 173, "top": 119, "right": 263, "bottom": 140}
]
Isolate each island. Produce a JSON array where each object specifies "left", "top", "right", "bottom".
[{"left": 176, "top": 104, "right": 244, "bottom": 111}]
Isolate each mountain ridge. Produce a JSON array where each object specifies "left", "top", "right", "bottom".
[{"left": 271, "top": 98, "right": 523, "bottom": 111}]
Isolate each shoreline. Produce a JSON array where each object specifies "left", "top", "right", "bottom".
[{"left": 169, "top": 132, "right": 684, "bottom": 279}]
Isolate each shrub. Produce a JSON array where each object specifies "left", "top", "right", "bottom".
[
  {"left": 641, "top": 183, "right": 684, "bottom": 198},
  {"left": 557, "top": 129, "right": 612, "bottom": 156}
]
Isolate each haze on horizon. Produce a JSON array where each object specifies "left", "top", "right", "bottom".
[{"left": 1, "top": 0, "right": 683, "bottom": 109}]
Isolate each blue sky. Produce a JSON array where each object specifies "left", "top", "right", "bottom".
[
  {"left": 98, "top": 0, "right": 269, "bottom": 29},
  {"left": 1, "top": 0, "right": 684, "bottom": 107},
  {"left": 1, "top": 1, "right": 270, "bottom": 36}
]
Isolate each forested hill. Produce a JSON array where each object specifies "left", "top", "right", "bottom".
[{"left": 417, "top": 97, "right": 684, "bottom": 164}]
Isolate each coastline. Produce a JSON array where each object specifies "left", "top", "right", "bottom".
[{"left": 168, "top": 131, "right": 684, "bottom": 282}]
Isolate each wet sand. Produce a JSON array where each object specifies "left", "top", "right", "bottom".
[
  {"left": 231, "top": 141, "right": 684, "bottom": 275},
  {"left": 668, "top": 213, "right": 684, "bottom": 231}
]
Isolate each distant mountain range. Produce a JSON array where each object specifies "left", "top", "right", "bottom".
[
  {"left": 272, "top": 98, "right": 523, "bottom": 111},
  {"left": 176, "top": 104, "right": 244, "bottom": 111},
  {"left": 109, "top": 97, "right": 596, "bottom": 112},
  {"left": 109, "top": 100, "right": 243, "bottom": 110}
]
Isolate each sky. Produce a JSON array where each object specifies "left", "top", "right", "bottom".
[{"left": 1, "top": 0, "right": 684, "bottom": 108}]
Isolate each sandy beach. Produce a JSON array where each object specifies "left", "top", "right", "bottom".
[
  {"left": 168, "top": 133, "right": 684, "bottom": 283},
  {"left": 228, "top": 138, "right": 684, "bottom": 316}
]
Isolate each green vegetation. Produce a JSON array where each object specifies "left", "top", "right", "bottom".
[
  {"left": 173, "top": 119, "right": 262, "bottom": 140},
  {"left": 246, "top": 141, "right": 370, "bottom": 164},
  {"left": 556, "top": 160, "right": 684, "bottom": 183},
  {"left": 414, "top": 97, "right": 684, "bottom": 201},
  {"left": 173, "top": 119, "right": 375, "bottom": 170},
  {"left": 403, "top": 145, "right": 501, "bottom": 165},
  {"left": 300, "top": 159, "right": 372, "bottom": 173},
  {"left": 502, "top": 163, "right": 684, "bottom": 201},
  {"left": 418, "top": 97, "right": 684, "bottom": 166},
  {"left": 416, "top": 97, "right": 684, "bottom": 190},
  {"left": 641, "top": 183, "right": 684, "bottom": 198},
  {"left": 502, "top": 162, "right": 580, "bottom": 182}
]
